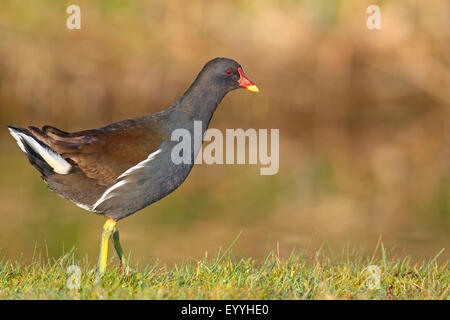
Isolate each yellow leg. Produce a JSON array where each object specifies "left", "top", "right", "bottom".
[
  {"left": 112, "top": 228, "right": 129, "bottom": 275},
  {"left": 96, "top": 218, "right": 116, "bottom": 276}
]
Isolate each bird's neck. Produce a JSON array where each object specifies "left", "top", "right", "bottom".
[
  {"left": 163, "top": 83, "right": 226, "bottom": 164},
  {"left": 172, "top": 79, "right": 226, "bottom": 127}
]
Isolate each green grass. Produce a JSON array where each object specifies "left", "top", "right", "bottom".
[{"left": 0, "top": 241, "right": 448, "bottom": 300}]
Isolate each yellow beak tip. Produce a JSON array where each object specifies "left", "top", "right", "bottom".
[{"left": 245, "top": 85, "right": 259, "bottom": 93}]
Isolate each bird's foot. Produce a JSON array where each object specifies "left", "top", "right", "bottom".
[{"left": 118, "top": 264, "right": 131, "bottom": 277}]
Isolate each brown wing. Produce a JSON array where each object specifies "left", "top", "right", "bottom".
[{"left": 28, "top": 117, "right": 168, "bottom": 186}]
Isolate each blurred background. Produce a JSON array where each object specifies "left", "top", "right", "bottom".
[{"left": 0, "top": 0, "right": 448, "bottom": 265}]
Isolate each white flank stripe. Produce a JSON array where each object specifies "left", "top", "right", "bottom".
[
  {"left": 92, "top": 180, "right": 128, "bottom": 211},
  {"left": 11, "top": 130, "right": 72, "bottom": 174},
  {"left": 73, "top": 201, "right": 94, "bottom": 212},
  {"left": 92, "top": 149, "right": 162, "bottom": 211},
  {"left": 117, "top": 149, "right": 162, "bottom": 179}
]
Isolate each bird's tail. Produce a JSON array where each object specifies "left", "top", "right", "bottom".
[{"left": 7, "top": 125, "right": 72, "bottom": 177}]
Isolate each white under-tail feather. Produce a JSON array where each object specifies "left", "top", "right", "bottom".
[{"left": 8, "top": 128, "right": 72, "bottom": 174}]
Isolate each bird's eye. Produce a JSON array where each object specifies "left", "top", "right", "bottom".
[{"left": 226, "top": 69, "right": 232, "bottom": 75}]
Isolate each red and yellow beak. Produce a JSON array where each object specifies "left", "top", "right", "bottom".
[{"left": 238, "top": 67, "right": 259, "bottom": 92}]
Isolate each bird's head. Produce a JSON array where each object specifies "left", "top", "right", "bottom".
[{"left": 197, "top": 57, "right": 259, "bottom": 94}]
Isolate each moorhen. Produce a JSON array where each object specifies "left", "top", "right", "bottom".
[{"left": 8, "top": 57, "right": 259, "bottom": 275}]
